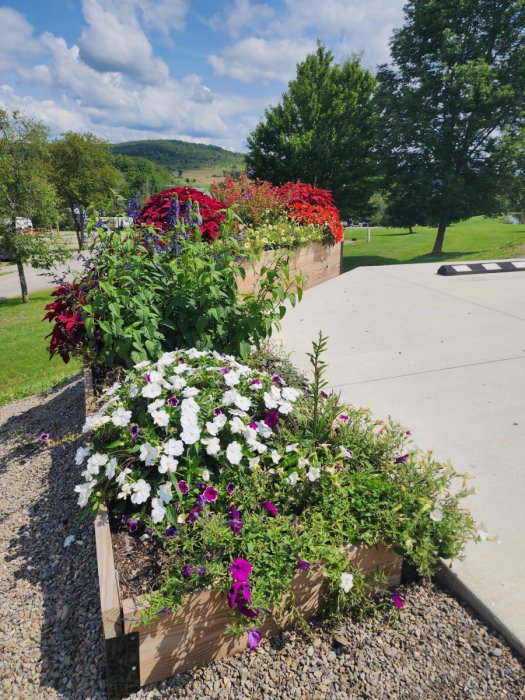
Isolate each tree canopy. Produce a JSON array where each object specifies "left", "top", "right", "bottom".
[
  {"left": 246, "top": 44, "right": 378, "bottom": 219},
  {"left": 376, "top": 0, "right": 525, "bottom": 252},
  {"left": 113, "top": 154, "right": 175, "bottom": 200}
]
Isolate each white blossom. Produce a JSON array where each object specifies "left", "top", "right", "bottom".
[
  {"left": 131, "top": 479, "right": 151, "bottom": 504},
  {"left": 82, "top": 414, "right": 110, "bottom": 433},
  {"left": 286, "top": 471, "right": 300, "bottom": 486},
  {"left": 257, "top": 422, "right": 273, "bottom": 439},
  {"left": 271, "top": 450, "right": 282, "bottom": 464},
  {"left": 183, "top": 387, "right": 200, "bottom": 398},
  {"left": 111, "top": 406, "right": 132, "bottom": 427},
  {"left": 117, "top": 482, "right": 133, "bottom": 500},
  {"left": 142, "top": 382, "right": 162, "bottom": 399},
  {"left": 230, "top": 416, "right": 245, "bottom": 434},
  {"left": 250, "top": 440, "right": 267, "bottom": 454},
  {"left": 163, "top": 439, "right": 184, "bottom": 457},
  {"left": 298, "top": 457, "right": 309, "bottom": 469},
  {"left": 148, "top": 370, "right": 165, "bottom": 384},
  {"left": 75, "top": 480, "right": 97, "bottom": 507},
  {"left": 157, "top": 351, "right": 176, "bottom": 368},
  {"left": 224, "top": 371, "right": 240, "bottom": 387},
  {"left": 134, "top": 359, "right": 151, "bottom": 370},
  {"left": 86, "top": 452, "right": 109, "bottom": 476},
  {"left": 152, "top": 409, "right": 170, "bottom": 427},
  {"left": 105, "top": 458, "right": 117, "bottom": 480},
  {"left": 307, "top": 466, "right": 321, "bottom": 482},
  {"left": 180, "top": 425, "right": 201, "bottom": 445},
  {"left": 116, "top": 467, "right": 131, "bottom": 485},
  {"left": 340, "top": 572, "right": 354, "bottom": 593},
  {"left": 202, "top": 469, "right": 211, "bottom": 482},
  {"left": 282, "top": 386, "right": 301, "bottom": 402},
  {"left": 159, "top": 455, "right": 178, "bottom": 474},
  {"left": 140, "top": 442, "right": 159, "bottom": 466},
  {"left": 75, "top": 446, "right": 91, "bottom": 465},
  {"left": 226, "top": 441, "right": 243, "bottom": 464},
  {"left": 222, "top": 389, "right": 238, "bottom": 406},
  {"left": 147, "top": 399, "right": 165, "bottom": 413},
  {"left": 158, "top": 482, "right": 173, "bottom": 504},
  {"left": 129, "top": 383, "right": 139, "bottom": 397},
  {"left": 168, "top": 375, "right": 187, "bottom": 391},
  {"left": 249, "top": 456, "right": 260, "bottom": 469},
  {"left": 285, "top": 443, "right": 298, "bottom": 453},
  {"left": 263, "top": 386, "right": 281, "bottom": 408},
  {"left": 151, "top": 498, "right": 166, "bottom": 523},
  {"left": 202, "top": 437, "right": 221, "bottom": 455},
  {"left": 340, "top": 447, "right": 353, "bottom": 459},
  {"left": 104, "top": 381, "right": 122, "bottom": 396},
  {"left": 430, "top": 508, "right": 443, "bottom": 523}
]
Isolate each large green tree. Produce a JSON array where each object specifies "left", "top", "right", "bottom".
[
  {"left": 246, "top": 43, "right": 378, "bottom": 218},
  {"left": 376, "top": 0, "right": 525, "bottom": 254},
  {"left": 113, "top": 154, "right": 175, "bottom": 200},
  {"left": 51, "top": 132, "right": 120, "bottom": 249},
  {"left": 0, "top": 109, "right": 68, "bottom": 303}
]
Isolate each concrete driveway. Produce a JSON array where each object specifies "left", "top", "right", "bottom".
[
  {"left": 0, "top": 258, "right": 80, "bottom": 300},
  {"left": 278, "top": 260, "right": 525, "bottom": 656}
]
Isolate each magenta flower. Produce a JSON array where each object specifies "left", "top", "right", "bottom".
[
  {"left": 143, "top": 373, "right": 151, "bottom": 383},
  {"left": 226, "top": 482, "right": 235, "bottom": 495},
  {"left": 220, "top": 367, "right": 229, "bottom": 375},
  {"left": 178, "top": 480, "right": 189, "bottom": 494},
  {"left": 181, "top": 563, "right": 193, "bottom": 578},
  {"left": 39, "top": 433, "right": 49, "bottom": 442},
  {"left": 247, "top": 628, "right": 262, "bottom": 651},
  {"left": 264, "top": 411, "right": 279, "bottom": 428},
  {"left": 296, "top": 556, "right": 310, "bottom": 571},
  {"left": 392, "top": 589, "right": 405, "bottom": 609},
  {"left": 204, "top": 486, "right": 218, "bottom": 502},
  {"left": 272, "top": 375, "right": 282, "bottom": 384},
  {"left": 249, "top": 421, "right": 258, "bottom": 430},
  {"left": 339, "top": 414, "right": 349, "bottom": 421},
  {"left": 395, "top": 454, "right": 409, "bottom": 464},
  {"left": 230, "top": 557, "right": 252, "bottom": 582},
  {"left": 405, "top": 430, "right": 412, "bottom": 436},
  {"left": 250, "top": 379, "right": 261, "bottom": 386},
  {"left": 228, "top": 506, "right": 243, "bottom": 534},
  {"left": 167, "top": 396, "right": 180, "bottom": 407},
  {"left": 320, "top": 390, "right": 329, "bottom": 399},
  {"left": 263, "top": 500, "right": 278, "bottom": 517}
]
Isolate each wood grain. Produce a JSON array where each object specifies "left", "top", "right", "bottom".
[
  {"left": 121, "top": 544, "right": 402, "bottom": 686},
  {"left": 237, "top": 241, "right": 342, "bottom": 295},
  {"left": 94, "top": 506, "right": 123, "bottom": 640}
]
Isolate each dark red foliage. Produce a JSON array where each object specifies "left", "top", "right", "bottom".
[
  {"left": 43, "top": 282, "right": 88, "bottom": 363},
  {"left": 278, "top": 182, "right": 337, "bottom": 209},
  {"left": 135, "top": 187, "right": 226, "bottom": 242}
]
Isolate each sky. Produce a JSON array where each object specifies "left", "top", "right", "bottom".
[{"left": 0, "top": 0, "right": 406, "bottom": 153}]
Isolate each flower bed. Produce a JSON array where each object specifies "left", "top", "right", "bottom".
[{"left": 80, "top": 340, "right": 475, "bottom": 698}]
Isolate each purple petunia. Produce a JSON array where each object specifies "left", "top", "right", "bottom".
[
  {"left": 196, "top": 566, "right": 207, "bottom": 578},
  {"left": 220, "top": 367, "right": 229, "bottom": 375},
  {"left": 213, "top": 407, "right": 222, "bottom": 416},
  {"left": 228, "top": 559, "right": 259, "bottom": 619},
  {"left": 128, "top": 519, "right": 140, "bottom": 533},
  {"left": 181, "top": 563, "right": 193, "bottom": 578},
  {"left": 226, "top": 482, "right": 235, "bottom": 495},
  {"left": 264, "top": 411, "right": 279, "bottom": 428},
  {"left": 204, "top": 486, "right": 218, "bottom": 502},
  {"left": 178, "top": 480, "right": 189, "bottom": 494},
  {"left": 272, "top": 376, "right": 282, "bottom": 384},
  {"left": 39, "top": 433, "right": 49, "bottom": 442},
  {"left": 228, "top": 506, "right": 243, "bottom": 534},
  {"left": 395, "top": 454, "right": 409, "bottom": 464},
  {"left": 130, "top": 425, "right": 140, "bottom": 443},
  {"left": 296, "top": 556, "right": 311, "bottom": 571},
  {"left": 203, "top": 551, "right": 213, "bottom": 562},
  {"left": 392, "top": 589, "right": 405, "bottom": 609},
  {"left": 165, "top": 526, "right": 177, "bottom": 538},
  {"left": 167, "top": 396, "right": 180, "bottom": 408},
  {"left": 263, "top": 500, "right": 278, "bottom": 518},
  {"left": 186, "top": 507, "right": 200, "bottom": 523},
  {"left": 230, "top": 557, "right": 252, "bottom": 582},
  {"left": 159, "top": 606, "right": 173, "bottom": 615},
  {"left": 339, "top": 414, "right": 349, "bottom": 421},
  {"left": 247, "top": 628, "right": 262, "bottom": 651}
]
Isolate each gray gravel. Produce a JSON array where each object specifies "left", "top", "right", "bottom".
[{"left": 1, "top": 376, "right": 524, "bottom": 700}]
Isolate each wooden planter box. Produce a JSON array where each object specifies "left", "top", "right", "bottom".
[
  {"left": 237, "top": 241, "right": 343, "bottom": 294},
  {"left": 85, "top": 369, "right": 402, "bottom": 699}
]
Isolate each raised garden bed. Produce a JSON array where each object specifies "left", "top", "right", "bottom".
[
  {"left": 85, "top": 368, "right": 402, "bottom": 698},
  {"left": 237, "top": 241, "right": 343, "bottom": 294}
]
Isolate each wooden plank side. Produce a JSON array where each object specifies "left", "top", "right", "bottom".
[
  {"left": 94, "top": 507, "right": 123, "bottom": 640},
  {"left": 83, "top": 366, "right": 97, "bottom": 416},
  {"left": 122, "top": 543, "right": 401, "bottom": 686}
]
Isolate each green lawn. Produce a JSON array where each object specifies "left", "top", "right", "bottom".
[
  {"left": 343, "top": 216, "right": 525, "bottom": 272},
  {"left": 0, "top": 291, "right": 81, "bottom": 406}
]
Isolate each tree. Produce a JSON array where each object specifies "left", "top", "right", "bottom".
[
  {"left": 113, "top": 154, "right": 175, "bottom": 200},
  {"left": 0, "top": 109, "right": 68, "bottom": 303},
  {"left": 246, "top": 43, "right": 379, "bottom": 219},
  {"left": 51, "top": 132, "right": 120, "bottom": 250},
  {"left": 376, "top": 0, "right": 525, "bottom": 254}
]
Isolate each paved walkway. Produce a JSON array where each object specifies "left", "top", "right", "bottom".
[
  {"left": 0, "top": 259, "right": 79, "bottom": 300},
  {"left": 278, "top": 260, "right": 525, "bottom": 656}
]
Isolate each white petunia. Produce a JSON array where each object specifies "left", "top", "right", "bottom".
[
  {"left": 257, "top": 422, "right": 272, "bottom": 439},
  {"left": 86, "top": 452, "right": 109, "bottom": 475},
  {"left": 222, "top": 389, "right": 238, "bottom": 406},
  {"left": 131, "top": 479, "right": 151, "bottom": 504},
  {"left": 181, "top": 397, "right": 200, "bottom": 415},
  {"left": 202, "top": 437, "right": 221, "bottom": 455},
  {"left": 75, "top": 480, "right": 97, "bottom": 507},
  {"left": 104, "top": 381, "right": 122, "bottom": 396},
  {"left": 226, "top": 441, "right": 243, "bottom": 465},
  {"left": 282, "top": 386, "right": 301, "bottom": 402},
  {"left": 168, "top": 375, "right": 187, "bottom": 391},
  {"left": 430, "top": 508, "right": 443, "bottom": 523},
  {"left": 249, "top": 456, "right": 260, "bottom": 469},
  {"left": 117, "top": 483, "right": 133, "bottom": 500},
  {"left": 286, "top": 471, "right": 300, "bottom": 486},
  {"left": 187, "top": 348, "right": 205, "bottom": 359},
  {"left": 151, "top": 497, "right": 166, "bottom": 523},
  {"left": 134, "top": 359, "right": 151, "bottom": 370},
  {"left": 111, "top": 406, "right": 132, "bottom": 427},
  {"left": 75, "top": 446, "right": 91, "bottom": 465},
  {"left": 159, "top": 455, "right": 178, "bottom": 474},
  {"left": 163, "top": 439, "right": 184, "bottom": 456},
  {"left": 140, "top": 442, "right": 159, "bottom": 466},
  {"left": 228, "top": 408, "right": 247, "bottom": 417},
  {"left": 340, "top": 572, "right": 354, "bottom": 593},
  {"left": 202, "top": 469, "right": 211, "bottom": 482},
  {"left": 105, "top": 458, "right": 117, "bottom": 480},
  {"left": 340, "top": 447, "right": 353, "bottom": 459},
  {"left": 230, "top": 416, "right": 245, "bottom": 434},
  {"left": 180, "top": 425, "right": 201, "bottom": 445},
  {"left": 307, "top": 466, "right": 321, "bottom": 482},
  {"left": 82, "top": 414, "right": 110, "bottom": 433},
  {"left": 298, "top": 457, "right": 309, "bottom": 469},
  {"left": 129, "top": 383, "right": 139, "bottom": 398},
  {"left": 271, "top": 450, "right": 282, "bottom": 464},
  {"left": 243, "top": 426, "right": 258, "bottom": 444},
  {"left": 224, "top": 371, "right": 240, "bottom": 387},
  {"left": 148, "top": 370, "right": 165, "bottom": 384},
  {"left": 250, "top": 440, "right": 267, "bottom": 454},
  {"left": 278, "top": 401, "right": 293, "bottom": 415},
  {"left": 147, "top": 398, "right": 165, "bottom": 413},
  {"left": 152, "top": 409, "right": 170, "bottom": 427},
  {"left": 263, "top": 386, "right": 281, "bottom": 409},
  {"left": 116, "top": 467, "right": 131, "bottom": 485},
  {"left": 183, "top": 386, "right": 200, "bottom": 398},
  {"left": 157, "top": 351, "right": 177, "bottom": 368},
  {"left": 142, "top": 382, "right": 162, "bottom": 398},
  {"left": 158, "top": 482, "right": 173, "bottom": 504},
  {"left": 285, "top": 443, "right": 298, "bottom": 453}
]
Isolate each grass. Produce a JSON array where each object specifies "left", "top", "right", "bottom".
[
  {"left": 343, "top": 216, "right": 525, "bottom": 272},
  {"left": 0, "top": 290, "right": 81, "bottom": 406}
]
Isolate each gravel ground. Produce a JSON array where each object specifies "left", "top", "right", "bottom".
[{"left": 1, "top": 376, "right": 524, "bottom": 700}]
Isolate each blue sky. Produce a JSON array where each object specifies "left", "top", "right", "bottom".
[{"left": 0, "top": 0, "right": 406, "bottom": 152}]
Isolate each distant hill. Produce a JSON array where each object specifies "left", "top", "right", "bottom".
[{"left": 112, "top": 139, "right": 246, "bottom": 174}]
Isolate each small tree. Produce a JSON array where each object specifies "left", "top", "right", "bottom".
[
  {"left": 0, "top": 109, "right": 68, "bottom": 303},
  {"left": 51, "top": 132, "right": 120, "bottom": 250}
]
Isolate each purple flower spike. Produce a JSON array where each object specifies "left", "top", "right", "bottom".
[
  {"left": 395, "top": 454, "right": 409, "bottom": 464},
  {"left": 204, "top": 486, "right": 218, "bottom": 502},
  {"left": 178, "top": 480, "right": 189, "bottom": 494},
  {"left": 264, "top": 411, "right": 279, "bottom": 428},
  {"left": 39, "top": 433, "right": 50, "bottom": 442},
  {"left": 181, "top": 563, "right": 193, "bottom": 578},
  {"left": 247, "top": 628, "right": 262, "bottom": 651},
  {"left": 263, "top": 500, "right": 278, "bottom": 518},
  {"left": 392, "top": 589, "right": 405, "bottom": 609},
  {"left": 296, "top": 556, "right": 311, "bottom": 571},
  {"left": 226, "top": 482, "right": 235, "bottom": 495},
  {"left": 167, "top": 396, "right": 180, "bottom": 408}
]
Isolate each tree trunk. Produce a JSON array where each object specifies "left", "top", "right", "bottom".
[
  {"left": 432, "top": 220, "right": 447, "bottom": 254},
  {"left": 16, "top": 258, "right": 29, "bottom": 304},
  {"left": 71, "top": 205, "right": 82, "bottom": 251},
  {"left": 408, "top": 225, "right": 413, "bottom": 234}
]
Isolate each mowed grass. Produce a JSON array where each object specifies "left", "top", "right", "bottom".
[
  {"left": 343, "top": 216, "right": 525, "bottom": 272},
  {"left": 0, "top": 290, "right": 81, "bottom": 406}
]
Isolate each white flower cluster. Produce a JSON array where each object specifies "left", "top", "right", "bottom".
[{"left": 74, "top": 348, "right": 304, "bottom": 524}]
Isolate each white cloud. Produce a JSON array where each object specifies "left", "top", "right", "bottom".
[
  {"left": 78, "top": 0, "right": 169, "bottom": 84},
  {"left": 136, "top": 0, "right": 188, "bottom": 34},
  {"left": 207, "top": 0, "right": 275, "bottom": 38},
  {"left": 0, "top": 7, "right": 41, "bottom": 71},
  {"left": 208, "top": 37, "right": 316, "bottom": 83}
]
